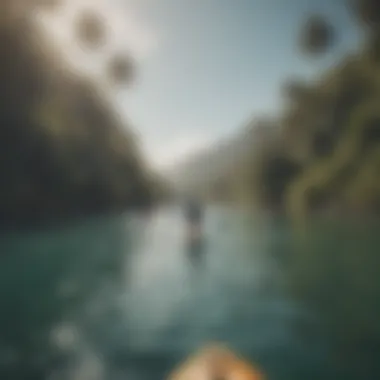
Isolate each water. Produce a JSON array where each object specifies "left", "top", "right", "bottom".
[{"left": 0, "top": 206, "right": 370, "bottom": 379}]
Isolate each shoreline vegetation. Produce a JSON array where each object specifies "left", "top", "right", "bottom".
[
  {"left": 0, "top": 1, "right": 166, "bottom": 230},
  {"left": 187, "top": 1, "right": 380, "bottom": 225},
  {"left": 278, "top": 4, "right": 380, "bottom": 376}
]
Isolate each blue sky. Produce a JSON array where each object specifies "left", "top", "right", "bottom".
[
  {"left": 38, "top": 0, "right": 363, "bottom": 170},
  {"left": 119, "top": 0, "right": 362, "bottom": 169}
]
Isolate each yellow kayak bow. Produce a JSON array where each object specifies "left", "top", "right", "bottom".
[{"left": 168, "top": 343, "right": 266, "bottom": 380}]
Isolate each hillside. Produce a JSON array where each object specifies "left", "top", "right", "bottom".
[
  {"left": 177, "top": 2, "right": 380, "bottom": 218},
  {"left": 166, "top": 117, "right": 279, "bottom": 202},
  {"left": 0, "top": 1, "right": 155, "bottom": 228}
]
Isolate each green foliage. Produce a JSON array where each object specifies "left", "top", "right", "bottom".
[
  {"left": 0, "top": 1, "right": 155, "bottom": 228},
  {"left": 195, "top": 1, "right": 380, "bottom": 219},
  {"left": 285, "top": 96, "right": 380, "bottom": 220},
  {"left": 260, "top": 155, "right": 301, "bottom": 210},
  {"left": 244, "top": 9, "right": 380, "bottom": 217}
]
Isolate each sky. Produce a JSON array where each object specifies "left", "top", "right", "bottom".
[{"left": 37, "top": 0, "right": 363, "bottom": 171}]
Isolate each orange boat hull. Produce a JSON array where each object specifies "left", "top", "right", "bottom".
[{"left": 168, "top": 343, "right": 266, "bottom": 380}]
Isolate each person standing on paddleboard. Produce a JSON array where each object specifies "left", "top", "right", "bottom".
[{"left": 184, "top": 198, "right": 204, "bottom": 240}]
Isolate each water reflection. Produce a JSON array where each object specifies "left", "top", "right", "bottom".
[
  {"left": 113, "top": 208, "right": 331, "bottom": 380},
  {"left": 0, "top": 215, "right": 132, "bottom": 379},
  {"left": 185, "top": 233, "right": 206, "bottom": 267},
  {"left": 0, "top": 207, "right": 350, "bottom": 380}
]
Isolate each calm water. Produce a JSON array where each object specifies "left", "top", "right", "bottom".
[{"left": 0, "top": 206, "right": 361, "bottom": 379}]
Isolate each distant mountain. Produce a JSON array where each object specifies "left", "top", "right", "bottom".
[{"left": 165, "top": 118, "right": 278, "bottom": 195}]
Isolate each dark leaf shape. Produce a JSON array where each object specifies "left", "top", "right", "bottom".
[
  {"left": 350, "top": 0, "right": 380, "bottom": 30},
  {"left": 299, "top": 14, "right": 334, "bottom": 56},
  {"left": 106, "top": 54, "right": 135, "bottom": 85},
  {"left": 312, "top": 131, "right": 334, "bottom": 158},
  {"left": 75, "top": 10, "right": 107, "bottom": 49}
]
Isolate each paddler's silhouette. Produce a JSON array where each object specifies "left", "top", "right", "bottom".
[{"left": 183, "top": 198, "right": 205, "bottom": 257}]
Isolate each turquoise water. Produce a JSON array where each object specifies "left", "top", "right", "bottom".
[{"left": 0, "top": 206, "right": 375, "bottom": 379}]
